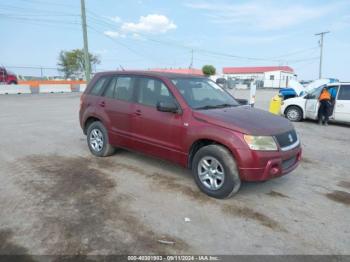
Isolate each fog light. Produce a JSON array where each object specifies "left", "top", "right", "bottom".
[{"left": 270, "top": 167, "right": 279, "bottom": 176}]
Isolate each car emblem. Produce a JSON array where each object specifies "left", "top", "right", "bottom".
[{"left": 288, "top": 134, "right": 293, "bottom": 143}]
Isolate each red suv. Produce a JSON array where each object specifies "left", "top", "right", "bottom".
[{"left": 80, "top": 71, "right": 301, "bottom": 198}]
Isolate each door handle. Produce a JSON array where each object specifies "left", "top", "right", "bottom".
[
  {"left": 337, "top": 104, "right": 344, "bottom": 108},
  {"left": 135, "top": 109, "right": 142, "bottom": 116},
  {"left": 99, "top": 101, "right": 105, "bottom": 107}
]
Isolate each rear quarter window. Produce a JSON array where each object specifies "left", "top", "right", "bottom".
[{"left": 89, "top": 76, "right": 109, "bottom": 96}]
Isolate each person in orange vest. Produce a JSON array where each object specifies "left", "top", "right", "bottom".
[{"left": 318, "top": 87, "right": 331, "bottom": 125}]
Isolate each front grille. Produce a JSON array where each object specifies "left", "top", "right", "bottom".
[
  {"left": 282, "top": 156, "right": 297, "bottom": 170},
  {"left": 274, "top": 129, "right": 298, "bottom": 149}
]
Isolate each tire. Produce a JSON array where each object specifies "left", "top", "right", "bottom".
[
  {"left": 86, "top": 121, "right": 115, "bottom": 157},
  {"left": 285, "top": 106, "right": 302, "bottom": 122},
  {"left": 9, "top": 81, "right": 17, "bottom": 85},
  {"left": 192, "top": 145, "right": 241, "bottom": 199}
]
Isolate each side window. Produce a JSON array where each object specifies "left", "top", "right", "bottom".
[
  {"left": 308, "top": 86, "right": 323, "bottom": 99},
  {"left": 338, "top": 85, "right": 350, "bottom": 100},
  {"left": 103, "top": 77, "right": 117, "bottom": 98},
  {"left": 270, "top": 75, "right": 274, "bottom": 80},
  {"left": 137, "top": 77, "right": 173, "bottom": 107},
  {"left": 90, "top": 76, "right": 108, "bottom": 96},
  {"left": 115, "top": 77, "right": 134, "bottom": 101}
]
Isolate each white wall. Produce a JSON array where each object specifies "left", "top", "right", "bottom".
[
  {"left": 224, "top": 71, "right": 297, "bottom": 89},
  {"left": 263, "top": 71, "right": 296, "bottom": 88}
]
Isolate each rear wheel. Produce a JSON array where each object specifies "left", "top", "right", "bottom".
[
  {"left": 86, "top": 121, "right": 115, "bottom": 157},
  {"left": 285, "top": 106, "right": 302, "bottom": 122},
  {"left": 192, "top": 145, "right": 241, "bottom": 199}
]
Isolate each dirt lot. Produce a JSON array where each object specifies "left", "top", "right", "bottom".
[{"left": 0, "top": 91, "right": 349, "bottom": 256}]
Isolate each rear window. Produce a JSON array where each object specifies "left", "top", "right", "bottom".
[{"left": 90, "top": 76, "right": 109, "bottom": 96}]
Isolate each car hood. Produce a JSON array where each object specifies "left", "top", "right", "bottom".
[{"left": 192, "top": 106, "right": 294, "bottom": 136}]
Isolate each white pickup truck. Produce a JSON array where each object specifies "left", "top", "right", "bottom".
[{"left": 281, "top": 82, "right": 350, "bottom": 123}]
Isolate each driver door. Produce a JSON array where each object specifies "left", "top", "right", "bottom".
[
  {"left": 131, "top": 77, "right": 187, "bottom": 165},
  {"left": 305, "top": 98, "right": 319, "bottom": 120},
  {"left": 305, "top": 88, "right": 322, "bottom": 119}
]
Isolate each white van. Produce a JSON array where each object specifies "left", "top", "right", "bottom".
[{"left": 281, "top": 83, "right": 350, "bottom": 123}]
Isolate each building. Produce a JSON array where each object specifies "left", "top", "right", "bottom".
[
  {"left": 223, "top": 66, "right": 297, "bottom": 88},
  {"left": 150, "top": 68, "right": 203, "bottom": 76}
]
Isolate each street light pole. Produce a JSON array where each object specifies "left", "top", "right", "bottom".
[
  {"left": 80, "top": 0, "right": 91, "bottom": 82},
  {"left": 315, "top": 31, "right": 330, "bottom": 79}
]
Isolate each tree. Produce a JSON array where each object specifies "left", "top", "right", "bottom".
[
  {"left": 57, "top": 49, "right": 100, "bottom": 79},
  {"left": 202, "top": 65, "right": 216, "bottom": 76}
]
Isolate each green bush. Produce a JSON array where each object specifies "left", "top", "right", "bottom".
[{"left": 202, "top": 65, "right": 216, "bottom": 76}]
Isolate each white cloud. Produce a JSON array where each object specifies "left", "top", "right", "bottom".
[
  {"left": 109, "top": 16, "right": 122, "bottom": 23},
  {"left": 185, "top": 1, "right": 342, "bottom": 30},
  {"left": 121, "top": 14, "right": 177, "bottom": 34}
]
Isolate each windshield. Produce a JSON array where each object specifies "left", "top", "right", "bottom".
[
  {"left": 305, "top": 85, "right": 326, "bottom": 96},
  {"left": 171, "top": 77, "right": 240, "bottom": 109}
]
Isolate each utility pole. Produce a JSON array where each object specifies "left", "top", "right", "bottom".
[
  {"left": 189, "top": 49, "right": 193, "bottom": 69},
  {"left": 315, "top": 31, "right": 330, "bottom": 79},
  {"left": 80, "top": 0, "right": 91, "bottom": 82}
]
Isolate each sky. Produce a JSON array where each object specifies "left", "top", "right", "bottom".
[{"left": 0, "top": 0, "right": 349, "bottom": 80}]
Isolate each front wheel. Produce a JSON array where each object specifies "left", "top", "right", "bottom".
[
  {"left": 86, "top": 121, "right": 115, "bottom": 157},
  {"left": 285, "top": 106, "right": 302, "bottom": 122},
  {"left": 192, "top": 145, "right": 241, "bottom": 199}
]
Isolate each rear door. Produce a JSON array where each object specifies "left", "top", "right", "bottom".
[
  {"left": 100, "top": 75, "right": 136, "bottom": 147},
  {"left": 334, "top": 85, "right": 350, "bottom": 123},
  {"left": 131, "top": 76, "right": 186, "bottom": 164}
]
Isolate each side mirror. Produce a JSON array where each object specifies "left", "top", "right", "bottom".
[{"left": 157, "top": 100, "right": 179, "bottom": 113}]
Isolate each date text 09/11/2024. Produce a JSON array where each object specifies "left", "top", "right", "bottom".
[{"left": 127, "top": 255, "right": 220, "bottom": 261}]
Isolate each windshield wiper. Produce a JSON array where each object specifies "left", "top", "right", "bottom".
[
  {"left": 195, "top": 103, "right": 236, "bottom": 110},
  {"left": 215, "top": 103, "right": 236, "bottom": 108}
]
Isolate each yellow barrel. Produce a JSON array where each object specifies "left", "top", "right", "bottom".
[{"left": 269, "top": 95, "right": 283, "bottom": 115}]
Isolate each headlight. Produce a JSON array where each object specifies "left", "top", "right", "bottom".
[{"left": 243, "top": 135, "right": 278, "bottom": 151}]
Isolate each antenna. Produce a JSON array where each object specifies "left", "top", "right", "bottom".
[{"left": 189, "top": 49, "right": 194, "bottom": 69}]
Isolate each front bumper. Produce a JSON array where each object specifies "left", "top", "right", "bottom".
[{"left": 237, "top": 145, "right": 302, "bottom": 181}]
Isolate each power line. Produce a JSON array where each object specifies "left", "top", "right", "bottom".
[
  {"left": 1, "top": 1, "right": 326, "bottom": 69},
  {"left": 268, "top": 46, "right": 319, "bottom": 59},
  {"left": 86, "top": 12, "right": 322, "bottom": 65},
  {"left": 87, "top": 25, "right": 153, "bottom": 63}
]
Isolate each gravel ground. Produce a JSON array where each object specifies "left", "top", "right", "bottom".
[{"left": 0, "top": 91, "right": 349, "bottom": 257}]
